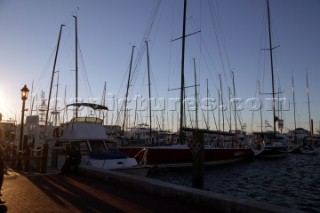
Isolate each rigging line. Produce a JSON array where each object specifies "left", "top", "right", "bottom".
[
  {"left": 115, "top": 47, "right": 134, "bottom": 100},
  {"left": 34, "top": 46, "right": 57, "bottom": 95},
  {"left": 167, "top": 38, "right": 174, "bottom": 131},
  {"left": 255, "top": 3, "right": 267, "bottom": 96},
  {"left": 114, "top": 46, "right": 136, "bottom": 126},
  {"left": 210, "top": 0, "right": 233, "bottom": 78},
  {"left": 184, "top": 90, "right": 193, "bottom": 129},
  {"left": 199, "top": 45, "right": 219, "bottom": 91},
  {"left": 188, "top": 3, "right": 217, "bottom": 80},
  {"left": 131, "top": 40, "right": 146, "bottom": 82},
  {"left": 191, "top": 6, "right": 216, "bottom": 91},
  {"left": 128, "top": 40, "right": 149, "bottom": 101},
  {"left": 150, "top": 69, "right": 165, "bottom": 111},
  {"left": 224, "top": 107, "right": 231, "bottom": 132},
  {"left": 263, "top": 18, "right": 282, "bottom": 91},
  {"left": 237, "top": 112, "right": 244, "bottom": 131},
  {"left": 130, "top": 0, "right": 161, "bottom": 84},
  {"left": 78, "top": 42, "right": 93, "bottom": 100},
  {"left": 200, "top": 105, "right": 208, "bottom": 130},
  {"left": 117, "top": 0, "right": 161, "bottom": 100},
  {"left": 207, "top": 0, "right": 229, "bottom": 88},
  {"left": 198, "top": 0, "right": 202, "bottom": 94},
  {"left": 206, "top": 89, "right": 218, "bottom": 130},
  {"left": 167, "top": 0, "right": 178, "bottom": 93},
  {"left": 198, "top": 87, "right": 209, "bottom": 130},
  {"left": 189, "top": 18, "right": 220, "bottom": 92}
]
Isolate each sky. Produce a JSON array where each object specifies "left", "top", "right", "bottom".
[{"left": 0, "top": 0, "right": 319, "bottom": 133}]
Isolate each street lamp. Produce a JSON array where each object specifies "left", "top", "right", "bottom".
[{"left": 19, "top": 84, "right": 29, "bottom": 151}]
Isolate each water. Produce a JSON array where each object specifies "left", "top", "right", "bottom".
[{"left": 148, "top": 154, "right": 320, "bottom": 213}]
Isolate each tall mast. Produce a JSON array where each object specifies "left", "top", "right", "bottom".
[
  {"left": 29, "top": 81, "right": 34, "bottom": 116},
  {"left": 219, "top": 74, "right": 224, "bottom": 132},
  {"left": 146, "top": 41, "right": 152, "bottom": 143},
  {"left": 193, "top": 58, "right": 198, "bottom": 129},
  {"left": 206, "top": 79, "right": 209, "bottom": 130},
  {"left": 179, "top": 0, "right": 187, "bottom": 143},
  {"left": 266, "top": 0, "right": 277, "bottom": 133},
  {"left": 258, "top": 80, "right": 263, "bottom": 132},
  {"left": 74, "top": 15, "right": 79, "bottom": 117},
  {"left": 53, "top": 71, "right": 60, "bottom": 126},
  {"left": 292, "top": 76, "right": 297, "bottom": 140},
  {"left": 228, "top": 87, "right": 232, "bottom": 132},
  {"left": 45, "top": 24, "right": 64, "bottom": 128},
  {"left": 134, "top": 93, "right": 138, "bottom": 127},
  {"left": 218, "top": 89, "right": 220, "bottom": 131},
  {"left": 101, "top": 82, "right": 107, "bottom": 124},
  {"left": 62, "top": 86, "right": 67, "bottom": 123},
  {"left": 306, "top": 73, "right": 312, "bottom": 136},
  {"left": 123, "top": 46, "right": 135, "bottom": 133},
  {"left": 231, "top": 71, "right": 237, "bottom": 132}
]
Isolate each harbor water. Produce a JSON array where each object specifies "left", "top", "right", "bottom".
[{"left": 148, "top": 154, "right": 320, "bottom": 213}]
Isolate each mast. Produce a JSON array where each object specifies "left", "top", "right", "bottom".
[
  {"left": 146, "top": 41, "right": 152, "bottom": 143},
  {"left": 45, "top": 24, "right": 64, "bottom": 128},
  {"left": 266, "top": 0, "right": 277, "bottom": 133},
  {"left": 258, "top": 80, "right": 263, "bottom": 132},
  {"left": 228, "top": 87, "right": 232, "bottom": 132},
  {"left": 74, "top": 15, "right": 79, "bottom": 117},
  {"left": 206, "top": 79, "right": 209, "bottom": 130},
  {"left": 101, "top": 82, "right": 107, "bottom": 124},
  {"left": 29, "top": 81, "right": 34, "bottom": 116},
  {"left": 218, "top": 89, "right": 220, "bottom": 131},
  {"left": 122, "top": 46, "right": 135, "bottom": 133},
  {"left": 193, "top": 58, "right": 198, "bottom": 129},
  {"left": 306, "top": 73, "right": 312, "bottom": 136},
  {"left": 134, "top": 93, "right": 138, "bottom": 127},
  {"left": 179, "top": 0, "right": 187, "bottom": 143},
  {"left": 53, "top": 71, "right": 60, "bottom": 126},
  {"left": 62, "top": 86, "right": 67, "bottom": 123},
  {"left": 219, "top": 74, "right": 224, "bottom": 132},
  {"left": 292, "top": 76, "right": 297, "bottom": 140},
  {"left": 231, "top": 71, "right": 237, "bottom": 132}
]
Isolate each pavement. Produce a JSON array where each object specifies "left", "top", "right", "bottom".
[{"left": 2, "top": 168, "right": 212, "bottom": 213}]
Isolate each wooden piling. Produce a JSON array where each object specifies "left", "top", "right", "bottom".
[{"left": 191, "top": 131, "right": 204, "bottom": 189}]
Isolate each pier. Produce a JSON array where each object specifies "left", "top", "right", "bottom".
[{"left": 2, "top": 166, "right": 303, "bottom": 213}]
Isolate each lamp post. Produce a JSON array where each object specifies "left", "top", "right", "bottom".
[{"left": 19, "top": 84, "right": 29, "bottom": 152}]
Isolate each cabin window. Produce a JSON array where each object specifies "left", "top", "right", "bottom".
[
  {"left": 55, "top": 141, "right": 89, "bottom": 155},
  {"left": 89, "top": 140, "right": 107, "bottom": 152},
  {"left": 105, "top": 142, "right": 118, "bottom": 151},
  {"left": 75, "top": 141, "right": 90, "bottom": 155}
]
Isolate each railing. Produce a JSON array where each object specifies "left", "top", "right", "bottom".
[{"left": 7, "top": 143, "right": 49, "bottom": 173}]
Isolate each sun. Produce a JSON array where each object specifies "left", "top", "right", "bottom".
[
  {"left": 0, "top": 92, "right": 6, "bottom": 116},
  {"left": 0, "top": 90, "right": 14, "bottom": 120}
]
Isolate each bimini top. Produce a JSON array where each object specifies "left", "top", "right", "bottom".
[{"left": 67, "top": 103, "right": 108, "bottom": 110}]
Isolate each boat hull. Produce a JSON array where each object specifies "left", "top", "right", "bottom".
[{"left": 119, "top": 145, "right": 254, "bottom": 166}]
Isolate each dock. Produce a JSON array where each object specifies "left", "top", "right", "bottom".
[{"left": 2, "top": 167, "right": 303, "bottom": 213}]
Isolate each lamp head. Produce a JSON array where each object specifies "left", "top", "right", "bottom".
[{"left": 21, "top": 84, "right": 29, "bottom": 101}]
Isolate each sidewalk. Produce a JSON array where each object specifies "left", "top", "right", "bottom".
[{"left": 2, "top": 168, "right": 212, "bottom": 213}]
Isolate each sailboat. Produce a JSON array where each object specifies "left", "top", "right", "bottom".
[
  {"left": 299, "top": 74, "right": 320, "bottom": 154},
  {"left": 119, "top": 0, "right": 256, "bottom": 166},
  {"left": 252, "top": 0, "right": 288, "bottom": 158}
]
